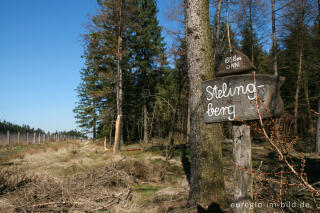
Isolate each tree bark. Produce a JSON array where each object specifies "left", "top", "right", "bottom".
[
  {"left": 143, "top": 104, "right": 149, "bottom": 143},
  {"left": 271, "top": 0, "right": 278, "bottom": 76},
  {"left": 294, "top": 0, "right": 305, "bottom": 136},
  {"left": 316, "top": 0, "right": 320, "bottom": 153},
  {"left": 272, "top": 0, "right": 282, "bottom": 141},
  {"left": 249, "top": 0, "right": 254, "bottom": 65},
  {"left": 113, "top": 115, "right": 122, "bottom": 153},
  {"left": 113, "top": 0, "right": 124, "bottom": 154},
  {"left": 185, "top": 0, "right": 227, "bottom": 209},
  {"left": 316, "top": 89, "right": 320, "bottom": 152},
  {"left": 93, "top": 100, "right": 97, "bottom": 140},
  {"left": 187, "top": 99, "right": 191, "bottom": 144},
  {"left": 303, "top": 72, "right": 314, "bottom": 135},
  {"left": 226, "top": 0, "right": 232, "bottom": 53},
  {"left": 213, "top": 0, "right": 223, "bottom": 64}
]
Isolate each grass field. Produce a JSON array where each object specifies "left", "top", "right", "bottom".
[
  {"left": 0, "top": 140, "right": 191, "bottom": 212},
  {"left": 0, "top": 138, "right": 319, "bottom": 212}
]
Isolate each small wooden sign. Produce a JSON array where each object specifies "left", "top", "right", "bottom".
[
  {"left": 202, "top": 74, "right": 285, "bottom": 123},
  {"left": 217, "top": 50, "right": 256, "bottom": 77}
]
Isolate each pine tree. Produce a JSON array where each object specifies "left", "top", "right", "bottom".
[
  {"left": 75, "top": 0, "right": 138, "bottom": 145},
  {"left": 132, "top": 0, "right": 166, "bottom": 143}
]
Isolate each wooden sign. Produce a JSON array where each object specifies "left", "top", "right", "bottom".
[
  {"left": 202, "top": 74, "right": 285, "bottom": 123},
  {"left": 217, "top": 50, "right": 256, "bottom": 77}
]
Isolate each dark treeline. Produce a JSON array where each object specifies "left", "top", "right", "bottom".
[
  {"left": 0, "top": 120, "right": 45, "bottom": 134},
  {"left": 74, "top": 0, "right": 320, "bottom": 147},
  {"left": 0, "top": 120, "right": 86, "bottom": 138}
]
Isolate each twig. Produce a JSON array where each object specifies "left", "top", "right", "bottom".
[{"left": 252, "top": 71, "right": 320, "bottom": 204}]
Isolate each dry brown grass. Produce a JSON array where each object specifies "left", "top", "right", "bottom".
[
  {"left": 0, "top": 164, "right": 134, "bottom": 212},
  {"left": 0, "top": 140, "right": 191, "bottom": 212}
]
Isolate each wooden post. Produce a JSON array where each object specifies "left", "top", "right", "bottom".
[
  {"left": 33, "top": 133, "right": 36, "bottom": 144},
  {"left": 18, "top": 132, "right": 20, "bottom": 144},
  {"left": 27, "top": 132, "right": 29, "bottom": 144},
  {"left": 38, "top": 133, "right": 41, "bottom": 144},
  {"left": 232, "top": 124, "right": 253, "bottom": 213},
  {"left": 7, "top": 130, "right": 10, "bottom": 146}
]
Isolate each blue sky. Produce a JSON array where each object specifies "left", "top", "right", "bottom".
[{"left": 0, "top": 0, "right": 176, "bottom": 133}]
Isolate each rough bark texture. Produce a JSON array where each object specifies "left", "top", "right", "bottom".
[
  {"left": 113, "top": 0, "right": 123, "bottom": 154},
  {"left": 294, "top": 0, "right": 305, "bottom": 136},
  {"left": 185, "top": 0, "right": 227, "bottom": 209},
  {"left": 232, "top": 124, "right": 253, "bottom": 213},
  {"left": 187, "top": 101, "right": 191, "bottom": 144}
]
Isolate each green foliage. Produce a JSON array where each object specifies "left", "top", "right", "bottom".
[{"left": 74, "top": 0, "right": 169, "bottom": 142}]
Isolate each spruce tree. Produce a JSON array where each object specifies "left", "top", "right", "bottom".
[{"left": 132, "top": 0, "right": 166, "bottom": 143}]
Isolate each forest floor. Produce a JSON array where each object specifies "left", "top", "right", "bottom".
[{"left": 0, "top": 137, "right": 319, "bottom": 212}]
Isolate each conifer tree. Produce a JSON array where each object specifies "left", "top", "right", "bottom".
[
  {"left": 132, "top": 0, "right": 166, "bottom": 143},
  {"left": 74, "top": 33, "right": 102, "bottom": 138}
]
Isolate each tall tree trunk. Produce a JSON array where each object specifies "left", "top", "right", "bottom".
[
  {"left": 113, "top": 0, "right": 123, "bottom": 154},
  {"left": 226, "top": 0, "right": 232, "bottom": 53},
  {"left": 213, "top": 0, "right": 223, "bottom": 64},
  {"left": 93, "top": 100, "right": 97, "bottom": 140},
  {"left": 272, "top": 0, "right": 278, "bottom": 76},
  {"left": 294, "top": 0, "right": 305, "bottom": 136},
  {"left": 303, "top": 73, "right": 314, "bottom": 135},
  {"left": 316, "top": 0, "right": 320, "bottom": 153},
  {"left": 143, "top": 104, "right": 149, "bottom": 143},
  {"left": 185, "top": 0, "right": 227, "bottom": 209},
  {"left": 272, "top": 0, "right": 282, "bottom": 141},
  {"left": 187, "top": 100, "right": 191, "bottom": 144},
  {"left": 249, "top": 0, "right": 254, "bottom": 64},
  {"left": 316, "top": 90, "right": 320, "bottom": 152}
]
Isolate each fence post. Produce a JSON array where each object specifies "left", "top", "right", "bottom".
[
  {"left": 33, "top": 133, "right": 36, "bottom": 144},
  {"left": 27, "top": 132, "right": 29, "bottom": 144},
  {"left": 7, "top": 130, "right": 10, "bottom": 146}
]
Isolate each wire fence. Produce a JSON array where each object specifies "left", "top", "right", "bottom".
[{"left": 0, "top": 131, "right": 82, "bottom": 147}]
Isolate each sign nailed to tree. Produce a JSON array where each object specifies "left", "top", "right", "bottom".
[
  {"left": 202, "top": 50, "right": 285, "bottom": 124},
  {"left": 202, "top": 74, "right": 285, "bottom": 123}
]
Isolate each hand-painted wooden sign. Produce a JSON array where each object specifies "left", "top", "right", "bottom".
[
  {"left": 202, "top": 74, "right": 285, "bottom": 123},
  {"left": 217, "top": 50, "right": 256, "bottom": 77}
]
